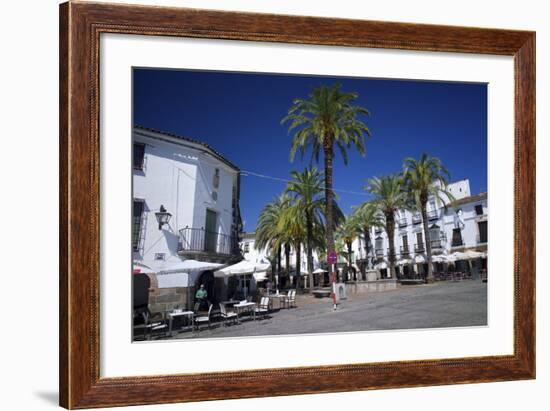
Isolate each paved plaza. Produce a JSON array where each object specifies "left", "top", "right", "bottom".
[{"left": 163, "top": 280, "right": 487, "bottom": 340}]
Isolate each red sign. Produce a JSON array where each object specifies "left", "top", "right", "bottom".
[{"left": 327, "top": 250, "right": 337, "bottom": 264}]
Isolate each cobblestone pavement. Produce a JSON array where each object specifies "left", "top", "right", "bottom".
[{"left": 163, "top": 280, "right": 487, "bottom": 340}]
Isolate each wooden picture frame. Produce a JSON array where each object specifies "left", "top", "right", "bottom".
[{"left": 59, "top": 1, "right": 535, "bottom": 408}]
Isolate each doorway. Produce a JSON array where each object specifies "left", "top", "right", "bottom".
[{"left": 204, "top": 209, "right": 217, "bottom": 252}]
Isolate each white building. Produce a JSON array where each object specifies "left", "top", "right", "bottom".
[
  {"left": 352, "top": 179, "right": 488, "bottom": 279},
  {"left": 132, "top": 126, "right": 242, "bottom": 312}
]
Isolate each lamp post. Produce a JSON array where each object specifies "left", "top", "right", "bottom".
[{"left": 155, "top": 205, "right": 172, "bottom": 230}]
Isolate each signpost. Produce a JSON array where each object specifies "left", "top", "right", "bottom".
[{"left": 327, "top": 251, "right": 338, "bottom": 310}]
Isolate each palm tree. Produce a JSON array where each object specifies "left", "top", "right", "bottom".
[
  {"left": 366, "top": 175, "right": 408, "bottom": 279},
  {"left": 352, "top": 201, "right": 382, "bottom": 269},
  {"left": 282, "top": 83, "right": 372, "bottom": 266},
  {"left": 285, "top": 167, "right": 325, "bottom": 290},
  {"left": 402, "top": 153, "right": 455, "bottom": 282},
  {"left": 256, "top": 194, "right": 293, "bottom": 287},
  {"left": 336, "top": 214, "right": 361, "bottom": 281},
  {"left": 278, "top": 202, "right": 307, "bottom": 291}
]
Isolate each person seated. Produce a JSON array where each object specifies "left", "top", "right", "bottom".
[{"left": 195, "top": 284, "right": 208, "bottom": 311}]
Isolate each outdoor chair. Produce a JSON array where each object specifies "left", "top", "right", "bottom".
[
  {"left": 219, "top": 302, "right": 239, "bottom": 326},
  {"left": 194, "top": 304, "right": 213, "bottom": 331},
  {"left": 283, "top": 290, "right": 296, "bottom": 309},
  {"left": 141, "top": 310, "right": 168, "bottom": 340},
  {"left": 254, "top": 297, "right": 270, "bottom": 320}
]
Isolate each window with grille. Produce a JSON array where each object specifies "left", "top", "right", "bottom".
[
  {"left": 475, "top": 204, "right": 484, "bottom": 216},
  {"left": 133, "top": 143, "right": 145, "bottom": 170},
  {"left": 132, "top": 200, "right": 144, "bottom": 251},
  {"left": 451, "top": 228, "right": 463, "bottom": 247}
]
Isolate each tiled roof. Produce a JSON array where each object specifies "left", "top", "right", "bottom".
[
  {"left": 134, "top": 125, "right": 240, "bottom": 171},
  {"left": 449, "top": 192, "right": 487, "bottom": 207}
]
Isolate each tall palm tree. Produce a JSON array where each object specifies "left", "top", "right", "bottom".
[
  {"left": 352, "top": 201, "right": 382, "bottom": 268},
  {"left": 282, "top": 83, "right": 372, "bottom": 266},
  {"left": 366, "top": 175, "right": 408, "bottom": 279},
  {"left": 256, "top": 194, "right": 293, "bottom": 286},
  {"left": 402, "top": 153, "right": 455, "bottom": 282},
  {"left": 285, "top": 167, "right": 325, "bottom": 290}
]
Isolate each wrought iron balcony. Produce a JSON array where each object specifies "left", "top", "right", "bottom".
[
  {"left": 430, "top": 239, "right": 443, "bottom": 249},
  {"left": 414, "top": 243, "right": 425, "bottom": 253},
  {"left": 398, "top": 217, "right": 407, "bottom": 227},
  {"left": 400, "top": 245, "right": 410, "bottom": 255},
  {"left": 412, "top": 213, "right": 422, "bottom": 224},
  {"left": 375, "top": 248, "right": 384, "bottom": 257},
  {"left": 178, "top": 227, "right": 238, "bottom": 256}
]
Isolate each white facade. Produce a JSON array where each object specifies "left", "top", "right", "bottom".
[
  {"left": 132, "top": 127, "right": 241, "bottom": 266},
  {"left": 352, "top": 179, "right": 488, "bottom": 278}
]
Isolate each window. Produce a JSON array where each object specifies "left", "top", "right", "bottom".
[
  {"left": 133, "top": 143, "right": 145, "bottom": 170},
  {"left": 451, "top": 228, "right": 463, "bottom": 247},
  {"left": 213, "top": 168, "right": 220, "bottom": 188},
  {"left": 132, "top": 200, "right": 144, "bottom": 251},
  {"left": 244, "top": 242, "right": 250, "bottom": 253},
  {"left": 415, "top": 232, "right": 424, "bottom": 251},
  {"left": 401, "top": 235, "right": 409, "bottom": 253},
  {"left": 375, "top": 237, "right": 384, "bottom": 256},
  {"left": 154, "top": 253, "right": 165, "bottom": 261},
  {"left": 478, "top": 221, "right": 488, "bottom": 243},
  {"left": 475, "top": 204, "right": 484, "bottom": 216}
]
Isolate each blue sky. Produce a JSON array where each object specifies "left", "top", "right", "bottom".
[{"left": 133, "top": 68, "right": 487, "bottom": 232}]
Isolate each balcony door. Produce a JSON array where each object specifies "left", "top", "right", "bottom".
[
  {"left": 205, "top": 209, "right": 218, "bottom": 252},
  {"left": 478, "top": 221, "right": 488, "bottom": 243}
]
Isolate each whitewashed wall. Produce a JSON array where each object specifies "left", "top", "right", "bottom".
[{"left": 133, "top": 128, "right": 238, "bottom": 263}]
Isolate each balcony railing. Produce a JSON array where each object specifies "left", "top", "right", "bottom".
[
  {"left": 430, "top": 239, "right": 443, "bottom": 249},
  {"left": 414, "top": 243, "right": 425, "bottom": 253},
  {"left": 427, "top": 210, "right": 438, "bottom": 220},
  {"left": 375, "top": 249, "right": 384, "bottom": 257},
  {"left": 178, "top": 227, "right": 237, "bottom": 255},
  {"left": 398, "top": 218, "right": 407, "bottom": 227},
  {"left": 412, "top": 213, "right": 422, "bottom": 224},
  {"left": 400, "top": 245, "right": 410, "bottom": 255},
  {"left": 476, "top": 235, "right": 488, "bottom": 244},
  {"left": 451, "top": 239, "right": 464, "bottom": 247}
]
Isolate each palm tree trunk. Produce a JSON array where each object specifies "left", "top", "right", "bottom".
[
  {"left": 421, "top": 204, "right": 434, "bottom": 282},
  {"left": 324, "top": 143, "right": 335, "bottom": 288},
  {"left": 284, "top": 243, "right": 290, "bottom": 289},
  {"left": 295, "top": 242, "right": 302, "bottom": 291},
  {"left": 323, "top": 145, "right": 335, "bottom": 253},
  {"left": 347, "top": 241, "right": 353, "bottom": 281},
  {"left": 306, "top": 210, "right": 314, "bottom": 292},
  {"left": 276, "top": 245, "right": 281, "bottom": 287},
  {"left": 364, "top": 226, "right": 371, "bottom": 269},
  {"left": 386, "top": 214, "right": 396, "bottom": 279}
]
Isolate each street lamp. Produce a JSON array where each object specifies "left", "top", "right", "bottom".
[{"left": 155, "top": 205, "right": 172, "bottom": 230}]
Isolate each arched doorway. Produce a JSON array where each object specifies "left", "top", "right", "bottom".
[{"left": 196, "top": 270, "right": 215, "bottom": 305}]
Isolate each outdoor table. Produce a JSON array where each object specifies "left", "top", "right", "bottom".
[
  {"left": 265, "top": 294, "right": 285, "bottom": 310},
  {"left": 167, "top": 310, "right": 194, "bottom": 336},
  {"left": 233, "top": 301, "right": 256, "bottom": 321}
]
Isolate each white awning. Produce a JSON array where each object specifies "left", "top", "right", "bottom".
[
  {"left": 313, "top": 268, "right": 328, "bottom": 274},
  {"left": 156, "top": 272, "right": 190, "bottom": 288},
  {"left": 414, "top": 255, "right": 426, "bottom": 263},
  {"left": 431, "top": 255, "right": 449, "bottom": 263},
  {"left": 145, "top": 259, "right": 223, "bottom": 274},
  {"left": 214, "top": 260, "right": 270, "bottom": 278},
  {"left": 253, "top": 271, "right": 269, "bottom": 282},
  {"left": 133, "top": 263, "right": 155, "bottom": 274}
]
